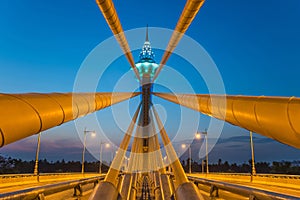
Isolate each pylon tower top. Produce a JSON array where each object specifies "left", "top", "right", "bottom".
[{"left": 135, "top": 26, "right": 159, "bottom": 79}]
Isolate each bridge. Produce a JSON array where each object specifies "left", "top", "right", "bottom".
[{"left": 0, "top": 0, "right": 300, "bottom": 199}]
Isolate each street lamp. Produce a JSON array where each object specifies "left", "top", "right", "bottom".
[
  {"left": 34, "top": 132, "right": 41, "bottom": 182},
  {"left": 195, "top": 132, "right": 201, "bottom": 140},
  {"left": 181, "top": 133, "right": 201, "bottom": 174},
  {"left": 82, "top": 128, "right": 96, "bottom": 175},
  {"left": 197, "top": 131, "right": 209, "bottom": 174},
  {"left": 250, "top": 131, "right": 256, "bottom": 181},
  {"left": 194, "top": 132, "right": 201, "bottom": 173},
  {"left": 99, "top": 142, "right": 111, "bottom": 174},
  {"left": 203, "top": 130, "right": 209, "bottom": 174}
]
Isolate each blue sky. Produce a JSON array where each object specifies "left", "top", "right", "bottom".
[{"left": 0, "top": 0, "right": 300, "bottom": 163}]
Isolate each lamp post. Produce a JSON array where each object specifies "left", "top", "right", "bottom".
[
  {"left": 197, "top": 131, "right": 209, "bottom": 174},
  {"left": 188, "top": 145, "right": 191, "bottom": 174},
  {"left": 203, "top": 130, "right": 209, "bottom": 174},
  {"left": 34, "top": 132, "right": 41, "bottom": 182},
  {"left": 82, "top": 128, "right": 96, "bottom": 175},
  {"left": 194, "top": 132, "right": 201, "bottom": 174},
  {"left": 250, "top": 131, "right": 256, "bottom": 181},
  {"left": 99, "top": 142, "right": 103, "bottom": 174},
  {"left": 99, "top": 142, "right": 110, "bottom": 174},
  {"left": 181, "top": 133, "right": 201, "bottom": 174}
]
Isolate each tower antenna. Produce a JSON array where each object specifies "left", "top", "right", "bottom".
[{"left": 146, "top": 24, "right": 149, "bottom": 42}]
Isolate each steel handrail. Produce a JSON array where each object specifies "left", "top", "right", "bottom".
[
  {"left": 188, "top": 176, "right": 299, "bottom": 199},
  {"left": 193, "top": 172, "right": 300, "bottom": 179},
  {"left": 0, "top": 175, "right": 105, "bottom": 199},
  {"left": 0, "top": 172, "right": 100, "bottom": 179}
]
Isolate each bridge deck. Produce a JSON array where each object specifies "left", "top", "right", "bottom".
[
  {"left": 189, "top": 173, "right": 300, "bottom": 198},
  {"left": 0, "top": 173, "right": 100, "bottom": 194},
  {"left": 1, "top": 173, "right": 300, "bottom": 199}
]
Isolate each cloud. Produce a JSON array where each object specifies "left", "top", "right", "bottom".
[
  {"left": 177, "top": 135, "right": 300, "bottom": 164},
  {"left": 1, "top": 134, "right": 300, "bottom": 164},
  {"left": 209, "top": 136, "right": 300, "bottom": 163},
  {"left": 0, "top": 135, "right": 86, "bottom": 161}
]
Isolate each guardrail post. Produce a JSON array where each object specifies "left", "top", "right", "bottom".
[
  {"left": 89, "top": 181, "right": 121, "bottom": 199},
  {"left": 209, "top": 185, "right": 219, "bottom": 197},
  {"left": 33, "top": 193, "right": 45, "bottom": 200},
  {"left": 249, "top": 194, "right": 258, "bottom": 200},
  {"left": 94, "top": 180, "right": 99, "bottom": 187},
  {"left": 73, "top": 184, "right": 83, "bottom": 197}
]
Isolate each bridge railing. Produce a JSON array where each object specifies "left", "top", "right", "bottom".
[
  {"left": 0, "top": 172, "right": 83, "bottom": 178},
  {"left": 0, "top": 175, "right": 105, "bottom": 199},
  {"left": 0, "top": 173, "right": 103, "bottom": 187},
  {"left": 188, "top": 172, "right": 300, "bottom": 188},
  {"left": 202, "top": 172, "right": 300, "bottom": 179},
  {"left": 188, "top": 176, "right": 299, "bottom": 200}
]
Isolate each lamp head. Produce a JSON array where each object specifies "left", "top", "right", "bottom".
[{"left": 195, "top": 132, "right": 201, "bottom": 140}]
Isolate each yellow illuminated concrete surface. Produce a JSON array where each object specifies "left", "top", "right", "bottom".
[{"left": 189, "top": 173, "right": 300, "bottom": 198}]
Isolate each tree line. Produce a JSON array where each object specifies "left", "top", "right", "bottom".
[
  {"left": 0, "top": 155, "right": 299, "bottom": 174},
  {"left": 181, "top": 158, "right": 300, "bottom": 174},
  {"left": 0, "top": 155, "right": 109, "bottom": 174}
]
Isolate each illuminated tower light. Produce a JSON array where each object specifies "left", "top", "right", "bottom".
[{"left": 135, "top": 26, "right": 159, "bottom": 79}]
